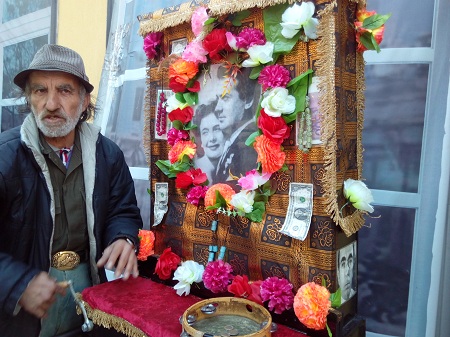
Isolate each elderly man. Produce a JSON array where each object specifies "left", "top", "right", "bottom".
[
  {"left": 0, "top": 44, "right": 143, "bottom": 337},
  {"left": 337, "top": 241, "right": 357, "bottom": 304}
]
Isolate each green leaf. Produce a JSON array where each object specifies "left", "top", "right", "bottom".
[
  {"left": 204, "top": 17, "right": 216, "bottom": 25},
  {"left": 175, "top": 92, "right": 186, "bottom": 104},
  {"left": 362, "top": 13, "right": 391, "bottom": 30},
  {"left": 183, "top": 121, "right": 197, "bottom": 131},
  {"left": 247, "top": 201, "right": 265, "bottom": 222},
  {"left": 230, "top": 10, "right": 251, "bottom": 26},
  {"left": 286, "top": 69, "right": 314, "bottom": 114},
  {"left": 183, "top": 92, "right": 198, "bottom": 106},
  {"left": 282, "top": 111, "right": 298, "bottom": 124},
  {"left": 263, "top": 4, "right": 299, "bottom": 55},
  {"left": 155, "top": 160, "right": 172, "bottom": 176},
  {"left": 326, "top": 323, "right": 332, "bottom": 337},
  {"left": 249, "top": 65, "right": 264, "bottom": 79},
  {"left": 245, "top": 130, "right": 261, "bottom": 146},
  {"left": 360, "top": 31, "right": 380, "bottom": 52},
  {"left": 171, "top": 120, "right": 184, "bottom": 130},
  {"left": 330, "top": 288, "right": 342, "bottom": 308}
]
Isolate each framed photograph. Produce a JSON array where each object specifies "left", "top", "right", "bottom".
[
  {"left": 170, "top": 37, "right": 188, "bottom": 56},
  {"left": 337, "top": 241, "right": 357, "bottom": 304}
]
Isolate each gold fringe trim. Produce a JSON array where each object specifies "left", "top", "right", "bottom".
[
  {"left": 138, "top": 0, "right": 297, "bottom": 36},
  {"left": 143, "top": 63, "right": 153, "bottom": 180},
  {"left": 76, "top": 295, "right": 149, "bottom": 337}
]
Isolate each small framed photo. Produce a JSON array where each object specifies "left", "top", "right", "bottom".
[
  {"left": 170, "top": 37, "right": 188, "bottom": 56},
  {"left": 154, "top": 89, "right": 173, "bottom": 140}
]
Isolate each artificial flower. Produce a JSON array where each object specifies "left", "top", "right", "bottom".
[
  {"left": 169, "top": 58, "right": 199, "bottom": 92},
  {"left": 202, "top": 260, "right": 234, "bottom": 293},
  {"left": 254, "top": 135, "right": 286, "bottom": 174},
  {"left": 165, "top": 94, "right": 189, "bottom": 113},
  {"left": 155, "top": 247, "right": 181, "bottom": 280},
  {"left": 343, "top": 178, "right": 374, "bottom": 213},
  {"left": 260, "top": 87, "right": 296, "bottom": 117},
  {"left": 191, "top": 6, "right": 209, "bottom": 37},
  {"left": 168, "top": 140, "right": 196, "bottom": 164},
  {"left": 173, "top": 260, "right": 205, "bottom": 296},
  {"left": 237, "top": 169, "right": 272, "bottom": 191},
  {"left": 235, "top": 27, "right": 266, "bottom": 50},
  {"left": 175, "top": 168, "right": 208, "bottom": 189},
  {"left": 228, "top": 275, "right": 263, "bottom": 305},
  {"left": 186, "top": 185, "right": 209, "bottom": 206},
  {"left": 182, "top": 40, "right": 209, "bottom": 64},
  {"left": 168, "top": 106, "right": 194, "bottom": 124},
  {"left": 229, "top": 190, "right": 255, "bottom": 215},
  {"left": 203, "top": 28, "right": 233, "bottom": 61},
  {"left": 293, "top": 282, "right": 331, "bottom": 330},
  {"left": 167, "top": 128, "right": 190, "bottom": 146},
  {"left": 260, "top": 277, "right": 294, "bottom": 314},
  {"left": 143, "top": 32, "right": 164, "bottom": 60},
  {"left": 136, "top": 229, "right": 155, "bottom": 261},
  {"left": 242, "top": 42, "right": 274, "bottom": 67},
  {"left": 257, "top": 108, "right": 291, "bottom": 144},
  {"left": 354, "top": 9, "right": 389, "bottom": 53},
  {"left": 204, "top": 183, "right": 236, "bottom": 209},
  {"left": 258, "top": 64, "right": 291, "bottom": 91},
  {"left": 280, "top": 2, "right": 318, "bottom": 40}
]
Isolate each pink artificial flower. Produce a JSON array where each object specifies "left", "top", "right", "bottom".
[
  {"left": 237, "top": 169, "right": 272, "bottom": 191},
  {"left": 186, "top": 185, "right": 209, "bottom": 206},
  {"left": 235, "top": 27, "right": 266, "bottom": 50},
  {"left": 167, "top": 128, "right": 190, "bottom": 146},
  {"left": 182, "top": 40, "right": 209, "bottom": 64},
  {"left": 202, "top": 260, "right": 234, "bottom": 293},
  {"left": 260, "top": 276, "right": 294, "bottom": 315},
  {"left": 258, "top": 64, "right": 291, "bottom": 91},
  {"left": 191, "top": 6, "right": 209, "bottom": 36},
  {"left": 143, "top": 32, "right": 164, "bottom": 60}
]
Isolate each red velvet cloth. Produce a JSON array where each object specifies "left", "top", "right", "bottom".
[{"left": 81, "top": 277, "right": 306, "bottom": 337}]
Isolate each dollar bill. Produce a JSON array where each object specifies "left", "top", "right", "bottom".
[
  {"left": 279, "top": 182, "right": 314, "bottom": 241},
  {"left": 153, "top": 182, "right": 168, "bottom": 226}
]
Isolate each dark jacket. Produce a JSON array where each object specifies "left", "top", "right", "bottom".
[{"left": 0, "top": 114, "right": 143, "bottom": 336}]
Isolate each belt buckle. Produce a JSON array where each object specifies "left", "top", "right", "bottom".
[{"left": 52, "top": 251, "right": 80, "bottom": 270}]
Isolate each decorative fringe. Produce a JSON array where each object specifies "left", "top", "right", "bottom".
[
  {"left": 138, "top": 0, "right": 296, "bottom": 36},
  {"left": 143, "top": 63, "right": 153, "bottom": 181},
  {"left": 76, "top": 294, "right": 149, "bottom": 337}
]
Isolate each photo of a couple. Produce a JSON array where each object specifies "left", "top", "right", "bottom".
[{"left": 192, "top": 64, "right": 261, "bottom": 186}]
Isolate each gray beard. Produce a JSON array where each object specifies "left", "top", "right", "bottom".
[{"left": 33, "top": 105, "right": 83, "bottom": 138}]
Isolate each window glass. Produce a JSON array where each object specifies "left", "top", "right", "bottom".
[
  {"left": 358, "top": 206, "right": 415, "bottom": 336},
  {"left": 2, "top": 35, "right": 48, "bottom": 99},
  {"left": 104, "top": 80, "right": 147, "bottom": 168},
  {"left": 2, "top": 0, "right": 51, "bottom": 23},
  {"left": 368, "top": 0, "right": 433, "bottom": 48},
  {"left": 134, "top": 179, "right": 150, "bottom": 230},
  {"left": 362, "top": 64, "right": 428, "bottom": 193}
]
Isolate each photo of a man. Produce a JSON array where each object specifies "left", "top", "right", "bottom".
[{"left": 337, "top": 241, "right": 357, "bottom": 304}]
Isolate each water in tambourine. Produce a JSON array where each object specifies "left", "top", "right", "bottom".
[{"left": 191, "top": 314, "right": 261, "bottom": 335}]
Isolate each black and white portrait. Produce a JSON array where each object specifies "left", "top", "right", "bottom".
[
  {"left": 193, "top": 64, "right": 261, "bottom": 186},
  {"left": 170, "top": 38, "right": 188, "bottom": 56},
  {"left": 337, "top": 241, "right": 357, "bottom": 304}
]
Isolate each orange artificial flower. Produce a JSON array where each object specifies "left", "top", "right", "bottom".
[
  {"left": 168, "top": 140, "right": 196, "bottom": 164},
  {"left": 204, "top": 183, "right": 236, "bottom": 209},
  {"left": 169, "top": 58, "right": 199, "bottom": 86},
  {"left": 137, "top": 229, "right": 155, "bottom": 261},
  {"left": 253, "top": 135, "right": 286, "bottom": 173},
  {"left": 355, "top": 9, "right": 386, "bottom": 53},
  {"left": 293, "top": 282, "right": 331, "bottom": 331}
]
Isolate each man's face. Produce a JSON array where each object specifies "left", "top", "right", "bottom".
[
  {"left": 28, "top": 71, "right": 88, "bottom": 139},
  {"left": 215, "top": 88, "right": 245, "bottom": 132},
  {"left": 337, "top": 244, "right": 355, "bottom": 301},
  {"left": 200, "top": 112, "right": 225, "bottom": 160}
]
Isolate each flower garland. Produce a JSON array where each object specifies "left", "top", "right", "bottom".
[{"left": 144, "top": 2, "right": 318, "bottom": 223}]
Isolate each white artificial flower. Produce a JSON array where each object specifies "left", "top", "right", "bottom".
[
  {"left": 165, "top": 94, "right": 189, "bottom": 113},
  {"left": 242, "top": 42, "right": 274, "bottom": 67},
  {"left": 280, "top": 2, "right": 318, "bottom": 40},
  {"left": 173, "top": 260, "right": 205, "bottom": 296},
  {"left": 230, "top": 190, "right": 256, "bottom": 215},
  {"left": 343, "top": 179, "right": 374, "bottom": 213},
  {"left": 260, "top": 87, "right": 296, "bottom": 117}
]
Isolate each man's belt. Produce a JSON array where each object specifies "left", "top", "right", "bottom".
[{"left": 51, "top": 251, "right": 86, "bottom": 270}]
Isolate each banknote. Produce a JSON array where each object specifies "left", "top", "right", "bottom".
[
  {"left": 153, "top": 182, "right": 168, "bottom": 226},
  {"left": 279, "top": 182, "right": 314, "bottom": 241}
]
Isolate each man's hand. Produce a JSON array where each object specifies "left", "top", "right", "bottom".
[
  {"left": 18, "top": 272, "right": 66, "bottom": 318},
  {"left": 97, "top": 238, "right": 139, "bottom": 280}
]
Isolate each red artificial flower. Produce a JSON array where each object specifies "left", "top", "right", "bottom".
[
  {"left": 203, "top": 28, "right": 232, "bottom": 61},
  {"left": 354, "top": 9, "right": 387, "bottom": 53},
  {"left": 169, "top": 58, "right": 199, "bottom": 92},
  {"left": 202, "top": 260, "right": 234, "bottom": 293},
  {"left": 253, "top": 135, "right": 286, "bottom": 174},
  {"left": 168, "top": 106, "right": 194, "bottom": 124},
  {"left": 175, "top": 168, "right": 208, "bottom": 189},
  {"left": 227, "top": 275, "right": 263, "bottom": 305},
  {"left": 168, "top": 140, "right": 196, "bottom": 164},
  {"left": 155, "top": 247, "right": 181, "bottom": 280},
  {"left": 137, "top": 229, "right": 155, "bottom": 261},
  {"left": 257, "top": 108, "right": 291, "bottom": 144}
]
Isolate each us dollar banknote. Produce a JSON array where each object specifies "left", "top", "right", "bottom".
[
  {"left": 279, "top": 182, "right": 314, "bottom": 241},
  {"left": 153, "top": 182, "right": 168, "bottom": 226}
]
